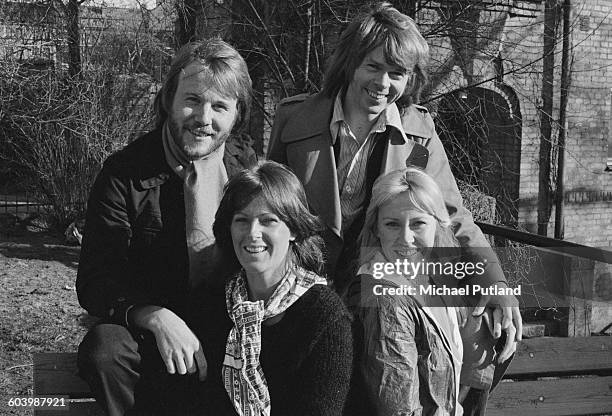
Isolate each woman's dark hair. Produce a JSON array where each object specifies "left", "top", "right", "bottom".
[{"left": 213, "top": 161, "right": 326, "bottom": 275}]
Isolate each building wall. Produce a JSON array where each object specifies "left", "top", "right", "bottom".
[
  {"left": 559, "top": 0, "right": 612, "bottom": 249},
  {"left": 505, "top": 0, "right": 612, "bottom": 248},
  {"left": 0, "top": 0, "right": 174, "bottom": 71},
  {"left": 419, "top": 0, "right": 612, "bottom": 249},
  {"left": 0, "top": 1, "right": 62, "bottom": 63},
  {"left": 257, "top": 0, "right": 612, "bottom": 248}
]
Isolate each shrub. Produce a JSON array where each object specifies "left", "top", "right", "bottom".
[
  {"left": 458, "top": 180, "right": 537, "bottom": 288},
  {"left": 0, "top": 60, "right": 155, "bottom": 229}
]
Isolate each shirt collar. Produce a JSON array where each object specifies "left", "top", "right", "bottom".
[
  {"left": 329, "top": 93, "right": 346, "bottom": 144},
  {"left": 329, "top": 93, "right": 407, "bottom": 144}
]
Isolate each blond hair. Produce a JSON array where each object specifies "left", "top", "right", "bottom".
[
  {"left": 360, "top": 168, "right": 456, "bottom": 263},
  {"left": 322, "top": 2, "right": 429, "bottom": 108}
]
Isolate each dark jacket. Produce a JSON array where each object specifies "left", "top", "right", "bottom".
[{"left": 76, "top": 128, "right": 256, "bottom": 324}]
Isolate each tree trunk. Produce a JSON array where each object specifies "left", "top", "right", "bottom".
[
  {"left": 537, "top": 0, "right": 557, "bottom": 236},
  {"left": 176, "top": 0, "right": 197, "bottom": 47},
  {"left": 554, "top": 0, "right": 571, "bottom": 239},
  {"left": 66, "top": 0, "right": 81, "bottom": 77},
  {"left": 300, "top": 1, "right": 313, "bottom": 92}
]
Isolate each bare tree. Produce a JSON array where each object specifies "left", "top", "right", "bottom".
[
  {"left": 537, "top": 0, "right": 559, "bottom": 236},
  {"left": 65, "top": 0, "right": 84, "bottom": 76},
  {"left": 0, "top": 0, "right": 173, "bottom": 227}
]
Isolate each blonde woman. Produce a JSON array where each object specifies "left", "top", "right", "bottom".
[{"left": 346, "top": 168, "right": 506, "bottom": 416}]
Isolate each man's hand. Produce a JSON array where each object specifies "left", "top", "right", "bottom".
[
  {"left": 129, "top": 305, "right": 207, "bottom": 380},
  {"left": 472, "top": 281, "right": 522, "bottom": 364}
]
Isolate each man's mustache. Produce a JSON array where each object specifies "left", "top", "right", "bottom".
[{"left": 188, "top": 126, "right": 216, "bottom": 136}]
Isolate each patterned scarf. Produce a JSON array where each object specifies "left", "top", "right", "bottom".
[
  {"left": 161, "top": 122, "right": 227, "bottom": 287},
  {"left": 222, "top": 265, "right": 327, "bottom": 416}
]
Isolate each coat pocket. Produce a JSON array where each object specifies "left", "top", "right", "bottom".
[{"left": 131, "top": 209, "right": 163, "bottom": 248}]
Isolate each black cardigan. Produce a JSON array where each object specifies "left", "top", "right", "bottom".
[{"left": 189, "top": 284, "right": 353, "bottom": 416}]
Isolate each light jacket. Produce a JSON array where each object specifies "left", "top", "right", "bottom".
[
  {"left": 267, "top": 92, "right": 504, "bottom": 289},
  {"left": 347, "top": 250, "right": 464, "bottom": 416},
  {"left": 346, "top": 251, "right": 502, "bottom": 416}
]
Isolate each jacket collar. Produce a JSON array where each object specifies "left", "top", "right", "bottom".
[
  {"left": 224, "top": 136, "right": 247, "bottom": 158},
  {"left": 400, "top": 105, "right": 435, "bottom": 139},
  {"left": 281, "top": 92, "right": 434, "bottom": 143},
  {"left": 281, "top": 93, "right": 335, "bottom": 143},
  {"left": 135, "top": 128, "right": 249, "bottom": 190},
  {"left": 330, "top": 94, "right": 409, "bottom": 145},
  {"left": 136, "top": 128, "right": 174, "bottom": 190}
]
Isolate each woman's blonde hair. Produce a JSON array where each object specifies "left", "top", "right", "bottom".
[{"left": 360, "top": 168, "right": 456, "bottom": 263}]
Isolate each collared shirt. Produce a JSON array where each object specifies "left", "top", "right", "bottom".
[{"left": 330, "top": 94, "right": 408, "bottom": 234}]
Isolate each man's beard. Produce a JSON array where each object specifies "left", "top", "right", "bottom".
[{"left": 169, "top": 118, "right": 229, "bottom": 160}]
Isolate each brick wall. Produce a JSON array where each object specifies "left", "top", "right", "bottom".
[
  {"left": 421, "top": 1, "right": 612, "bottom": 248},
  {"left": 510, "top": 0, "right": 612, "bottom": 248},
  {"left": 558, "top": 1, "right": 612, "bottom": 248}
]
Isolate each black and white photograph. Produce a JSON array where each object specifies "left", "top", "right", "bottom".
[{"left": 1, "top": 0, "right": 611, "bottom": 415}]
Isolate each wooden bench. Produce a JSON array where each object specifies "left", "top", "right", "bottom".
[
  {"left": 33, "top": 353, "right": 103, "bottom": 416},
  {"left": 486, "top": 336, "right": 612, "bottom": 416},
  {"left": 34, "top": 336, "right": 612, "bottom": 416}
]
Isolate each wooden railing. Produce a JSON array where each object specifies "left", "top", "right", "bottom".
[
  {"left": 476, "top": 221, "right": 612, "bottom": 264},
  {"left": 476, "top": 221, "right": 612, "bottom": 337}
]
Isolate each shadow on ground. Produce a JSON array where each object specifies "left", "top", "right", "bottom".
[{"left": 0, "top": 217, "right": 80, "bottom": 269}]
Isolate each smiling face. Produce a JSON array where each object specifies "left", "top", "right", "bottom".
[
  {"left": 344, "top": 45, "right": 412, "bottom": 120},
  {"left": 376, "top": 192, "right": 436, "bottom": 263},
  {"left": 168, "top": 62, "right": 239, "bottom": 160},
  {"left": 230, "top": 196, "right": 296, "bottom": 283}
]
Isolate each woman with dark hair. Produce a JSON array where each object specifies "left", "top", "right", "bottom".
[{"left": 190, "top": 160, "right": 353, "bottom": 416}]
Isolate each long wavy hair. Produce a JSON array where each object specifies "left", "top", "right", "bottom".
[
  {"left": 213, "top": 161, "right": 326, "bottom": 276},
  {"left": 360, "top": 167, "right": 458, "bottom": 264},
  {"left": 322, "top": 2, "right": 429, "bottom": 109}
]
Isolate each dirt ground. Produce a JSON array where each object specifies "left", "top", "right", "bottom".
[{"left": 0, "top": 214, "right": 94, "bottom": 415}]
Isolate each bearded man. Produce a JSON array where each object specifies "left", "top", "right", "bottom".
[{"left": 76, "top": 39, "right": 256, "bottom": 416}]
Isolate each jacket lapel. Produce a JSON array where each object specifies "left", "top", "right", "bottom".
[
  {"left": 381, "top": 128, "right": 416, "bottom": 175},
  {"left": 281, "top": 95, "right": 342, "bottom": 238},
  {"left": 136, "top": 128, "right": 253, "bottom": 190},
  {"left": 136, "top": 128, "right": 173, "bottom": 190},
  {"left": 383, "top": 104, "right": 435, "bottom": 174}
]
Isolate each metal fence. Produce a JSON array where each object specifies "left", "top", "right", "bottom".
[{"left": 0, "top": 193, "right": 49, "bottom": 215}]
